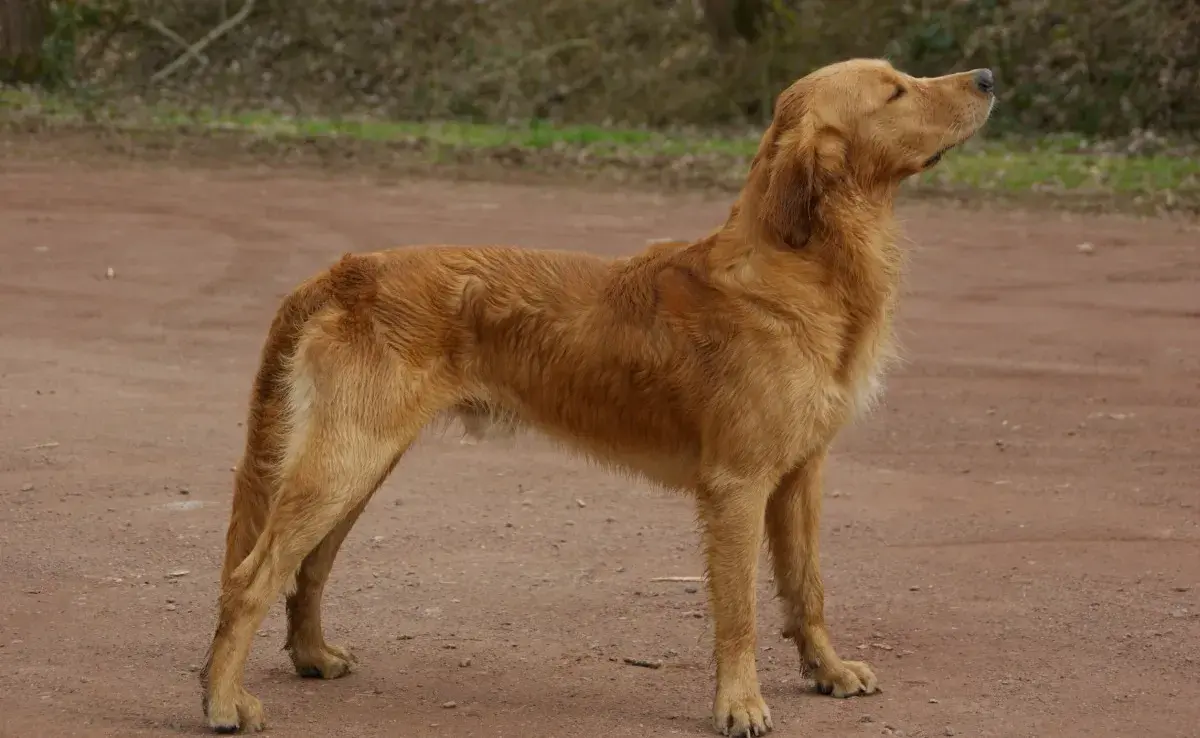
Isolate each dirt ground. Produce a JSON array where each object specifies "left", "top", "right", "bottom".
[{"left": 1, "top": 155, "right": 1198, "bottom": 738}]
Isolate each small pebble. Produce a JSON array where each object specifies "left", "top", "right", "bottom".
[
  {"left": 20, "top": 483, "right": 34, "bottom": 492},
  {"left": 442, "top": 701, "right": 457, "bottom": 709},
  {"left": 684, "top": 585, "right": 699, "bottom": 594},
  {"left": 1075, "top": 241, "right": 1095, "bottom": 254},
  {"left": 105, "top": 266, "right": 115, "bottom": 279},
  {"left": 459, "top": 658, "right": 472, "bottom": 668}
]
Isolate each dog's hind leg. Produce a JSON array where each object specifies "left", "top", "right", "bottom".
[
  {"left": 284, "top": 462, "right": 396, "bottom": 679},
  {"left": 766, "top": 451, "right": 878, "bottom": 699},
  {"left": 201, "top": 331, "right": 430, "bottom": 733},
  {"left": 202, "top": 426, "right": 409, "bottom": 732}
]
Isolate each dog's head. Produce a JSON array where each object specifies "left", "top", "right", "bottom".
[{"left": 746, "top": 58, "right": 995, "bottom": 248}]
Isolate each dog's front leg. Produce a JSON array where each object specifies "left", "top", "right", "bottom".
[
  {"left": 699, "top": 476, "right": 775, "bottom": 737},
  {"left": 766, "top": 451, "right": 879, "bottom": 698}
]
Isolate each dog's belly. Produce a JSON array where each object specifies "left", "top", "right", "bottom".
[
  {"left": 493, "top": 381, "right": 704, "bottom": 487},
  {"left": 455, "top": 301, "right": 706, "bottom": 483},
  {"left": 461, "top": 364, "right": 854, "bottom": 492},
  {"left": 453, "top": 398, "right": 703, "bottom": 490}
]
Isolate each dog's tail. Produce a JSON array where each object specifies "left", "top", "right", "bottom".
[{"left": 218, "top": 274, "right": 335, "bottom": 586}]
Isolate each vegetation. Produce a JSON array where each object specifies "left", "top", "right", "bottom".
[{"left": 1, "top": 0, "right": 1197, "bottom": 210}]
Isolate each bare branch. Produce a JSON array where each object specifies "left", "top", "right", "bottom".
[{"left": 150, "top": 0, "right": 256, "bottom": 84}]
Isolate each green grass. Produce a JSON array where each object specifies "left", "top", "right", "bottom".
[
  {"left": 2, "top": 88, "right": 1197, "bottom": 210},
  {"left": 210, "top": 113, "right": 756, "bottom": 156}
]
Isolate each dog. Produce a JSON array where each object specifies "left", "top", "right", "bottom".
[{"left": 199, "top": 57, "right": 995, "bottom": 736}]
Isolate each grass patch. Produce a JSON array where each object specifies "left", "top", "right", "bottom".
[{"left": 2, "top": 88, "right": 1197, "bottom": 212}]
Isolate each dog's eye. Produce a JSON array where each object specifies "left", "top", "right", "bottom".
[{"left": 888, "top": 85, "right": 906, "bottom": 103}]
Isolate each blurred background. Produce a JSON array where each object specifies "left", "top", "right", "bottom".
[
  {"left": 3, "top": 0, "right": 1199, "bottom": 136},
  {"left": 4, "top": 0, "right": 1199, "bottom": 211}
]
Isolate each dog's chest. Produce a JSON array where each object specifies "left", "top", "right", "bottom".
[
  {"left": 850, "top": 365, "right": 886, "bottom": 415},
  {"left": 841, "top": 324, "right": 897, "bottom": 417},
  {"left": 766, "top": 341, "right": 892, "bottom": 456},
  {"left": 835, "top": 268, "right": 901, "bottom": 417}
]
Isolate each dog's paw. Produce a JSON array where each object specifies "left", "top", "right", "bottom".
[
  {"left": 206, "top": 687, "right": 265, "bottom": 734},
  {"left": 713, "top": 687, "right": 773, "bottom": 737},
  {"left": 813, "top": 659, "right": 879, "bottom": 698},
  {"left": 290, "top": 641, "right": 357, "bottom": 679}
]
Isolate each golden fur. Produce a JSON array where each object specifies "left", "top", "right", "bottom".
[{"left": 199, "top": 58, "right": 995, "bottom": 736}]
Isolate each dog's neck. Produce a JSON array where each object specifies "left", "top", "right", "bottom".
[
  {"left": 720, "top": 183, "right": 903, "bottom": 297},
  {"left": 714, "top": 183, "right": 904, "bottom": 385},
  {"left": 806, "top": 188, "right": 904, "bottom": 384},
  {"left": 805, "top": 186, "right": 902, "bottom": 303}
]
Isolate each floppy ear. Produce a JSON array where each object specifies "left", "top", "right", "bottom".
[{"left": 759, "top": 124, "right": 819, "bottom": 248}]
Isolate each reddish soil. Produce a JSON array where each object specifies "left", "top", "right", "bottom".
[{"left": 1, "top": 157, "right": 1198, "bottom": 738}]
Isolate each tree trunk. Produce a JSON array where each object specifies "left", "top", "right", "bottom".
[
  {"left": 700, "top": 0, "right": 766, "bottom": 48},
  {"left": 0, "top": 0, "right": 49, "bottom": 84}
]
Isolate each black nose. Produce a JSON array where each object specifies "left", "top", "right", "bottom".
[{"left": 973, "top": 68, "right": 995, "bottom": 95}]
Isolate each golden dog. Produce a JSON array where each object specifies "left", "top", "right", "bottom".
[{"left": 200, "top": 58, "right": 995, "bottom": 736}]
